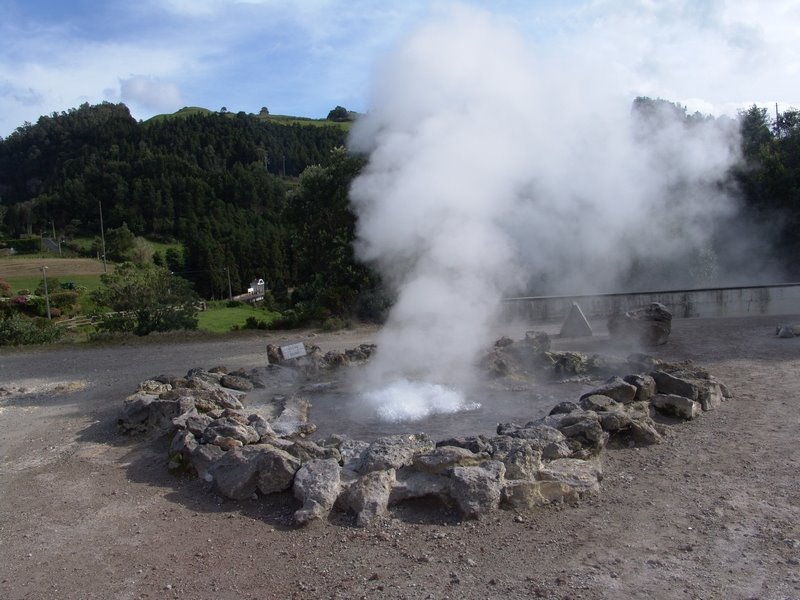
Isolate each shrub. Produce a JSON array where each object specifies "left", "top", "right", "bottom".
[
  {"left": 35, "top": 278, "right": 60, "bottom": 295},
  {"left": 49, "top": 307, "right": 62, "bottom": 318},
  {"left": 268, "top": 309, "right": 301, "bottom": 330},
  {"left": 5, "top": 236, "right": 41, "bottom": 254},
  {"left": 243, "top": 316, "right": 269, "bottom": 330},
  {"left": 322, "top": 317, "right": 350, "bottom": 331},
  {"left": 49, "top": 291, "right": 79, "bottom": 309},
  {"left": 0, "top": 279, "right": 11, "bottom": 297},
  {"left": 0, "top": 314, "right": 63, "bottom": 345}
]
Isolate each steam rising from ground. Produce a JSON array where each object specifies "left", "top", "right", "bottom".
[{"left": 347, "top": 6, "right": 746, "bottom": 421}]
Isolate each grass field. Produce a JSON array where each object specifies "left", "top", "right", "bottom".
[
  {"left": 0, "top": 257, "right": 110, "bottom": 292},
  {"left": 196, "top": 303, "right": 279, "bottom": 333},
  {"left": 145, "top": 107, "right": 352, "bottom": 130}
]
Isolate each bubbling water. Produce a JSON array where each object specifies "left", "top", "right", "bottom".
[{"left": 361, "top": 379, "right": 481, "bottom": 423}]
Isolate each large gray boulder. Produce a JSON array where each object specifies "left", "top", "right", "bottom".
[
  {"left": 651, "top": 393, "right": 701, "bottom": 420},
  {"left": 390, "top": 470, "right": 451, "bottom": 504},
  {"left": 537, "top": 458, "right": 603, "bottom": 496},
  {"left": 411, "top": 446, "right": 486, "bottom": 474},
  {"left": 623, "top": 374, "right": 657, "bottom": 403},
  {"left": 220, "top": 374, "right": 254, "bottom": 392},
  {"left": 450, "top": 461, "right": 506, "bottom": 519},
  {"left": 189, "top": 443, "right": 225, "bottom": 480},
  {"left": 256, "top": 446, "right": 302, "bottom": 494},
  {"left": 208, "top": 446, "right": 263, "bottom": 500},
  {"left": 201, "top": 417, "right": 260, "bottom": 446},
  {"left": 270, "top": 396, "right": 316, "bottom": 437},
  {"left": 488, "top": 437, "right": 542, "bottom": 480},
  {"left": 580, "top": 376, "right": 638, "bottom": 405},
  {"left": 579, "top": 394, "right": 622, "bottom": 413},
  {"left": 503, "top": 479, "right": 581, "bottom": 508},
  {"left": 286, "top": 439, "right": 341, "bottom": 463},
  {"left": 344, "top": 469, "right": 396, "bottom": 527},
  {"left": 495, "top": 424, "right": 572, "bottom": 460},
  {"left": 293, "top": 459, "right": 342, "bottom": 525},
  {"left": 608, "top": 302, "right": 672, "bottom": 346},
  {"left": 651, "top": 370, "right": 723, "bottom": 411},
  {"left": 356, "top": 434, "right": 436, "bottom": 474},
  {"left": 146, "top": 397, "right": 196, "bottom": 437},
  {"left": 118, "top": 393, "right": 158, "bottom": 434}
]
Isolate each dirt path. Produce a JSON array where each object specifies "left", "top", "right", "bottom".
[{"left": 0, "top": 317, "right": 798, "bottom": 600}]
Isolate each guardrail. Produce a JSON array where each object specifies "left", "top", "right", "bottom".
[{"left": 503, "top": 283, "right": 800, "bottom": 323}]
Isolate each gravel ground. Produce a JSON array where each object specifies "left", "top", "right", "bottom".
[{"left": 0, "top": 315, "right": 799, "bottom": 600}]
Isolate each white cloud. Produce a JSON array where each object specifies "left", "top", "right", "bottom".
[
  {"left": 120, "top": 75, "right": 183, "bottom": 112},
  {"left": 1, "top": 0, "right": 798, "bottom": 136}
]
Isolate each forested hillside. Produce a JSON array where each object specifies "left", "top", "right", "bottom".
[
  {"left": 1, "top": 99, "right": 799, "bottom": 324},
  {"left": 0, "top": 103, "right": 373, "bottom": 314}
]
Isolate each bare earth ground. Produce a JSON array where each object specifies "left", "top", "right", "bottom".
[{"left": 0, "top": 316, "right": 799, "bottom": 600}]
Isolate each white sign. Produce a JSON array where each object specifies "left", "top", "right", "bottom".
[{"left": 280, "top": 342, "right": 307, "bottom": 360}]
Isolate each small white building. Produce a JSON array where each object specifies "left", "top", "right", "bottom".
[{"left": 247, "top": 278, "right": 265, "bottom": 295}]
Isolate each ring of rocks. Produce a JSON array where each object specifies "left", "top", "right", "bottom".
[{"left": 118, "top": 331, "right": 731, "bottom": 527}]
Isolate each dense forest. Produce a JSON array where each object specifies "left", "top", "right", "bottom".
[
  {"left": 0, "top": 99, "right": 798, "bottom": 322},
  {"left": 0, "top": 103, "right": 379, "bottom": 320}
]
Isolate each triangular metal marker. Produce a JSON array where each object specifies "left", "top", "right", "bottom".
[{"left": 559, "top": 302, "right": 593, "bottom": 338}]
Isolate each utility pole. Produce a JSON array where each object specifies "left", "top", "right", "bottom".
[
  {"left": 51, "top": 220, "right": 61, "bottom": 255},
  {"left": 98, "top": 201, "right": 107, "bottom": 273},
  {"left": 41, "top": 265, "right": 51, "bottom": 320}
]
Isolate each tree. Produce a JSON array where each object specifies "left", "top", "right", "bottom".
[
  {"left": 286, "top": 147, "right": 378, "bottom": 317},
  {"left": 259, "top": 107, "right": 269, "bottom": 117},
  {"left": 738, "top": 105, "right": 773, "bottom": 160},
  {"left": 103, "top": 222, "right": 136, "bottom": 261},
  {"left": 326, "top": 106, "right": 351, "bottom": 122},
  {"left": 91, "top": 263, "right": 199, "bottom": 335}
]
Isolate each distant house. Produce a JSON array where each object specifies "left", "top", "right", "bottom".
[{"left": 247, "top": 278, "right": 265, "bottom": 295}]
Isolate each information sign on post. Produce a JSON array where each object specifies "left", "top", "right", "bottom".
[{"left": 280, "top": 342, "right": 307, "bottom": 360}]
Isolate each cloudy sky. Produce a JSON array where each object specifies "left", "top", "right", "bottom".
[{"left": 1, "top": 0, "right": 798, "bottom": 137}]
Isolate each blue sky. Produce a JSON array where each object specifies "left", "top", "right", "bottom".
[{"left": 1, "top": 0, "right": 798, "bottom": 136}]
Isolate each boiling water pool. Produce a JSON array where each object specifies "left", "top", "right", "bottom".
[{"left": 304, "top": 383, "right": 588, "bottom": 441}]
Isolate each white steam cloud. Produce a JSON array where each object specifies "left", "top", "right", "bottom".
[{"left": 348, "top": 6, "right": 743, "bottom": 420}]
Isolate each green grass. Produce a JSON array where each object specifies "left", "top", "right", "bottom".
[
  {"left": 262, "top": 114, "right": 352, "bottom": 130},
  {"left": 144, "top": 106, "right": 213, "bottom": 124},
  {"left": 146, "top": 239, "right": 183, "bottom": 256},
  {"left": 68, "top": 237, "right": 95, "bottom": 252},
  {"left": 144, "top": 107, "right": 353, "bottom": 130},
  {"left": 3, "top": 274, "right": 106, "bottom": 294},
  {"left": 196, "top": 303, "right": 279, "bottom": 333}
]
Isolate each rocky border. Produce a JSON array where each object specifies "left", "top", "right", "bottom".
[{"left": 118, "top": 336, "right": 731, "bottom": 527}]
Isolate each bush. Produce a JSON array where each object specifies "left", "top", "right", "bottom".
[
  {"left": 321, "top": 316, "right": 350, "bottom": 331},
  {"left": 4, "top": 236, "right": 41, "bottom": 254},
  {"left": 49, "top": 291, "right": 80, "bottom": 309},
  {"left": 226, "top": 300, "right": 243, "bottom": 308},
  {"left": 243, "top": 316, "right": 269, "bottom": 330},
  {"left": 0, "top": 279, "right": 11, "bottom": 297},
  {"left": 36, "top": 278, "right": 60, "bottom": 296},
  {"left": 267, "top": 309, "right": 301, "bottom": 330},
  {"left": 0, "top": 314, "right": 63, "bottom": 345}
]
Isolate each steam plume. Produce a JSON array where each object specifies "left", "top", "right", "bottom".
[{"left": 348, "top": 6, "right": 742, "bottom": 419}]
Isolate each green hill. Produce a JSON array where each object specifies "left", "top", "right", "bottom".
[{"left": 146, "top": 106, "right": 354, "bottom": 130}]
